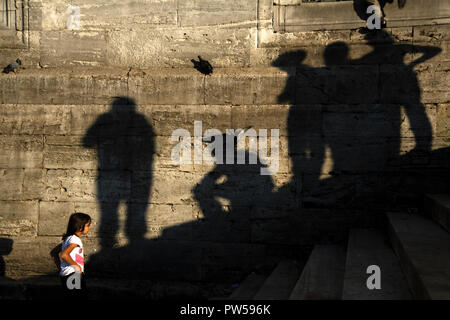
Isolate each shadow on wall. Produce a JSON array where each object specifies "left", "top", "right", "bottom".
[
  {"left": 83, "top": 29, "right": 448, "bottom": 283},
  {"left": 273, "top": 29, "right": 443, "bottom": 210},
  {"left": 83, "top": 97, "right": 155, "bottom": 249},
  {"left": 0, "top": 238, "right": 13, "bottom": 277},
  {"left": 0, "top": 238, "right": 18, "bottom": 299}
]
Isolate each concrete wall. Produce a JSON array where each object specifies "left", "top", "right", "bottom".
[{"left": 0, "top": 0, "right": 449, "bottom": 282}]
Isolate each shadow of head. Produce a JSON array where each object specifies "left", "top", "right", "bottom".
[
  {"left": 271, "top": 50, "right": 307, "bottom": 70},
  {"left": 324, "top": 42, "right": 350, "bottom": 66},
  {"left": 111, "top": 96, "right": 137, "bottom": 113},
  {"left": 271, "top": 50, "right": 307, "bottom": 103},
  {"left": 0, "top": 238, "right": 13, "bottom": 257}
]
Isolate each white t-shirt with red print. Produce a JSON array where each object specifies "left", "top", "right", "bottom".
[{"left": 60, "top": 235, "right": 84, "bottom": 276}]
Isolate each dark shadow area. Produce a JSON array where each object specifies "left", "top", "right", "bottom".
[
  {"left": 0, "top": 238, "right": 13, "bottom": 277},
  {"left": 272, "top": 29, "right": 446, "bottom": 232},
  {"left": 50, "top": 244, "right": 62, "bottom": 271},
  {"left": 0, "top": 238, "right": 20, "bottom": 299}
]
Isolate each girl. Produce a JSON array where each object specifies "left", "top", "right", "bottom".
[{"left": 59, "top": 212, "right": 91, "bottom": 296}]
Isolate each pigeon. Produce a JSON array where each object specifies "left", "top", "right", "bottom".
[
  {"left": 191, "top": 56, "right": 213, "bottom": 75},
  {"left": 3, "top": 59, "right": 22, "bottom": 74}
]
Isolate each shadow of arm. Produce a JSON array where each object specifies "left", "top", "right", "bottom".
[{"left": 409, "top": 45, "right": 442, "bottom": 68}]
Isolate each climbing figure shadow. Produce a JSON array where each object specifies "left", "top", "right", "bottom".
[{"left": 192, "top": 129, "right": 298, "bottom": 244}]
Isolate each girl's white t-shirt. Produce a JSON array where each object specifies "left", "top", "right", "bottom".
[{"left": 59, "top": 235, "right": 84, "bottom": 276}]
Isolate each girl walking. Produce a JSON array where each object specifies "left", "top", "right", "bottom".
[{"left": 59, "top": 212, "right": 91, "bottom": 298}]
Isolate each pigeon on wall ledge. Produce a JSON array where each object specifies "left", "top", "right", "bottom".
[
  {"left": 2, "top": 59, "right": 22, "bottom": 74},
  {"left": 191, "top": 56, "right": 213, "bottom": 75}
]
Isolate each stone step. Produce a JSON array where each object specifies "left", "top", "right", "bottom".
[
  {"left": 0, "top": 67, "right": 289, "bottom": 106},
  {"left": 425, "top": 194, "right": 450, "bottom": 232},
  {"left": 253, "top": 260, "right": 300, "bottom": 300},
  {"left": 228, "top": 272, "right": 267, "bottom": 300},
  {"left": 289, "top": 245, "right": 345, "bottom": 300},
  {"left": 387, "top": 212, "right": 450, "bottom": 299},
  {"left": 342, "top": 228, "right": 411, "bottom": 300}
]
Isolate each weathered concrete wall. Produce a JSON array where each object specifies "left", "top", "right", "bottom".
[{"left": 0, "top": 0, "right": 449, "bottom": 282}]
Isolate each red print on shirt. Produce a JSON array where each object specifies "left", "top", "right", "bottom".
[{"left": 75, "top": 254, "right": 84, "bottom": 266}]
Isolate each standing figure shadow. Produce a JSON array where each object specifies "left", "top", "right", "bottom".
[
  {"left": 83, "top": 97, "right": 155, "bottom": 249},
  {"left": 325, "top": 31, "right": 441, "bottom": 208}
]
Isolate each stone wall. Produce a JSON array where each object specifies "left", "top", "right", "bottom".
[{"left": 0, "top": 0, "right": 449, "bottom": 282}]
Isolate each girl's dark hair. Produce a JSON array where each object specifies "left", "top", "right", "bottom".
[{"left": 62, "top": 212, "right": 91, "bottom": 240}]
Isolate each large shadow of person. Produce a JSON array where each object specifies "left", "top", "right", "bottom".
[
  {"left": 330, "top": 30, "right": 442, "bottom": 208},
  {"left": 83, "top": 97, "right": 155, "bottom": 250},
  {"left": 350, "top": 29, "right": 440, "bottom": 154},
  {"left": 272, "top": 29, "right": 442, "bottom": 216},
  {"left": 271, "top": 50, "right": 329, "bottom": 207}
]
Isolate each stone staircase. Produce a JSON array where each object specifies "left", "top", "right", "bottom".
[{"left": 228, "top": 194, "right": 450, "bottom": 300}]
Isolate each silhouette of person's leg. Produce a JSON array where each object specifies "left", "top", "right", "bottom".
[
  {"left": 126, "top": 202, "right": 148, "bottom": 242},
  {"left": 128, "top": 171, "right": 151, "bottom": 242},
  {"left": 403, "top": 102, "right": 432, "bottom": 152},
  {"left": 99, "top": 199, "right": 119, "bottom": 248}
]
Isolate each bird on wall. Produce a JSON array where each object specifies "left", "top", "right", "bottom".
[
  {"left": 2, "top": 59, "right": 22, "bottom": 74},
  {"left": 191, "top": 56, "right": 213, "bottom": 75}
]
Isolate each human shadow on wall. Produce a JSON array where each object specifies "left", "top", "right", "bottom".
[
  {"left": 0, "top": 238, "right": 18, "bottom": 299},
  {"left": 82, "top": 97, "right": 154, "bottom": 249},
  {"left": 0, "top": 238, "right": 21, "bottom": 300},
  {"left": 192, "top": 131, "right": 300, "bottom": 271},
  {"left": 192, "top": 131, "right": 276, "bottom": 242},
  {"left": 272, "top": 29, "right": 444, "bottom": 222},
  {"left": 0, "top": 238, "right": 13, "bottom": 277}
]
